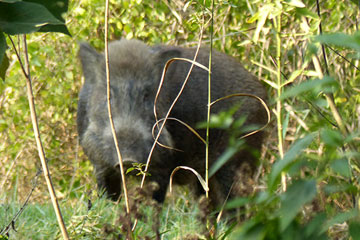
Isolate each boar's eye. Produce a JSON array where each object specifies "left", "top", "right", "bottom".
[
  {"left": 142, "top": 90, "right": 153, "bottom": 109},
  {"left": 143, "top": 91, "right": 150, "bottom": 100},
  {"left": 142, "top": 87, "right": 152, "bottom": 100}
]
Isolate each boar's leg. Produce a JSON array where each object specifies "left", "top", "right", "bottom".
[
  {"left": 96, "top": 167, "right": 122, "bottom": 201},
  {"left": 152, "top": 180, "right": 169, "bottom": 203},
  {"left": 147, "top": 170, "right": 172, "bottom": 203}
]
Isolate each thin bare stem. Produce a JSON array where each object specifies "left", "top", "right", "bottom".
[
  {"left": 104, "top": 0, "right": 131, "bottom": 215},
  {"left": 205, "top": 0, "right": 215, "bottom": 200},
  {"left": 152, "top": 117, "right": 206, "bottom": 147},
  {"left": 1, "top": 169, "right": 41, "bottom": 236},
  {"left": 21, "top": 35, "right": 69, "bottom": 239},
  {"left": 8, "top": 35, "right": 28, "bottom": 79},
  {"left": 140, "top": 29, "right": 205, "bottom": 188},
  {"left": 274, "top": 13, "right": 286, "bottom": 192}
]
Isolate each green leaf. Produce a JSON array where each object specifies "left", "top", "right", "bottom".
[
  {"left": 39, "top": 24, "right": 70, "bottom": 36},
  {"left": 331, "top": 158, "right": 351, "bottom": 178},
  {"left": 25, "top": 0, "right": 71, "bottom": 35},
  {"left": 225, "top": 197, "right": 250, "bottom": 210},
  {"left": 209, "top": 144, "right": 239, "bottom": 178},
  {"left": 320, "top": 128, "right": 344, "bottom": 147},
  {"left": 0, "top": 0, "right": 21, "bottom": 2},
  {"left": 0, "top": 119, "right": 9, "bottom": 131},
  {"left": 25, "top": 0, "right": 68, "bottom": 20},
  {"left": 232, "top": 221, "right": 267, "bottom": 240},
  {"left": 0, "top": 234, "right": 9, "bottom": 240},
  {"left": 321, "top": 209, "right": 358, "bottom": 234},
  {"left": 279, "top": 180, "right": 317, "bottom": 231},
  {"left": 304, "top": 213, "right": 327, "bottom": 238},
  {"left": 0, "top": 2, "right": 64, "bottom": 35},
  {"left": 252, "top": 3, "right": 273, "bottom": 43},
  {"left": 280, "top": 76, "right": 337, "bottom": 100},
  {"left": 282, "top": 69, "right": 304, "bottom": 87},
  {"left": 284, "top": 0, "right": 305, "bottom": 8},
  {"left": 0, "top": 32, "right": 9, "bottom": 81},
  {"left": 0, "top": 53, "right": 9, "bottom": 81},
  {"left": 268, "top": 134, "right": 314, "bottom": 190},
  {"left": 323, "top": 183, "right": 355, "bottom": 194},
  {"left": 314, "top": 31, "right": 360, "bottom": 52},
  {"left": 295, "top": 7, "right": 319, "bottom": 19},
  {"left": 349, "top": 221, "right": 360, "bottom": 240},
  {"left": 0, "top": 31, "right": 6, "bottom": 64}
]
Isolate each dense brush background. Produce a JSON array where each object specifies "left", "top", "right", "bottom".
[{"left": 1, "top": 0, "right": 360, "bottom": 239}]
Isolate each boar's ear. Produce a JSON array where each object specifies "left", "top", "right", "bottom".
[
  {"left": 152, "top": 47, "right": 182, "bottom": 78},
  {"left": 78, "top": 42, "right": 102, "bottom": 83}
]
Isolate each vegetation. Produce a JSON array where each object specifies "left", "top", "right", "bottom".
[{"left": 1, "top": 0, "right": 360, "bottom": 239}]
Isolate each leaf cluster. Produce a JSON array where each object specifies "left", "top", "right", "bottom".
[{"left": 0, "top": 0, "right": 70, "bottom": 80}]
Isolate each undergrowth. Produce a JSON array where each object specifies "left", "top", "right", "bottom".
[{"left": 1, "top": 0, "right": 360, "bottom": 239}]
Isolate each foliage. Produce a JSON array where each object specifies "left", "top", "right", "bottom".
[
  {"left": 0, "top": 189, "right": 208, "bottom": 239},
  {"left": 1, "top": 0, "right": 360, "bottom": 239},
  {"left": 0, "top": 0, "right": 70, "bottom": 81}
]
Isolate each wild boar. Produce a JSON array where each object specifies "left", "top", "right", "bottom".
[{"left": 77, "top": 39, "right": 267, "bottom": 207}]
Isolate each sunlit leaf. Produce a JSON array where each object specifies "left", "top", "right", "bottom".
[
  {"left": 0, "top": 234, "right": 9, "bottom": 240},
  {"left": 284, "top": 0, "right": 305, "bottom": 8},
  {"left": 281, "top": 69, "right": 304, "bottom": 87},
  {"left": 253, "top": 4, "right": 273, "bottom": 43}
]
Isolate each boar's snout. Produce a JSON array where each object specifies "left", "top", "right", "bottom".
[{"left": 114, "top": 158, "right": 139, "bottom": 173}]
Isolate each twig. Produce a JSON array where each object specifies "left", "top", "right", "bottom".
[
  {"left": 8, "top": 34, "right": 69, "bottom": 240},
  {"left": 140, "top": 28, "right": 205, "bottom": 189},
  {"left": 205, "top": 0, "right": 215, "bottom": 201},
  {"left": 104, "top": 0, "right": 132, "bottom": 235},
  {"left": 1, "top": 169, "right": 42, "bottom": 236},
  {"left": 273, "top": 12, "right": 286, "bottom": 192},
  {"left": 326, "top": 45, "right": 360, "bottom": 72}
]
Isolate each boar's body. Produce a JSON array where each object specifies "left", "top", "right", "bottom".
[{"left": 78, "top": 39, "right": 267, "bottom": 206}]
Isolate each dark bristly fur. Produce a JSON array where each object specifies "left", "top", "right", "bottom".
[{"left": 77, "top": 39, "right": 267, "bottom": 207}]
